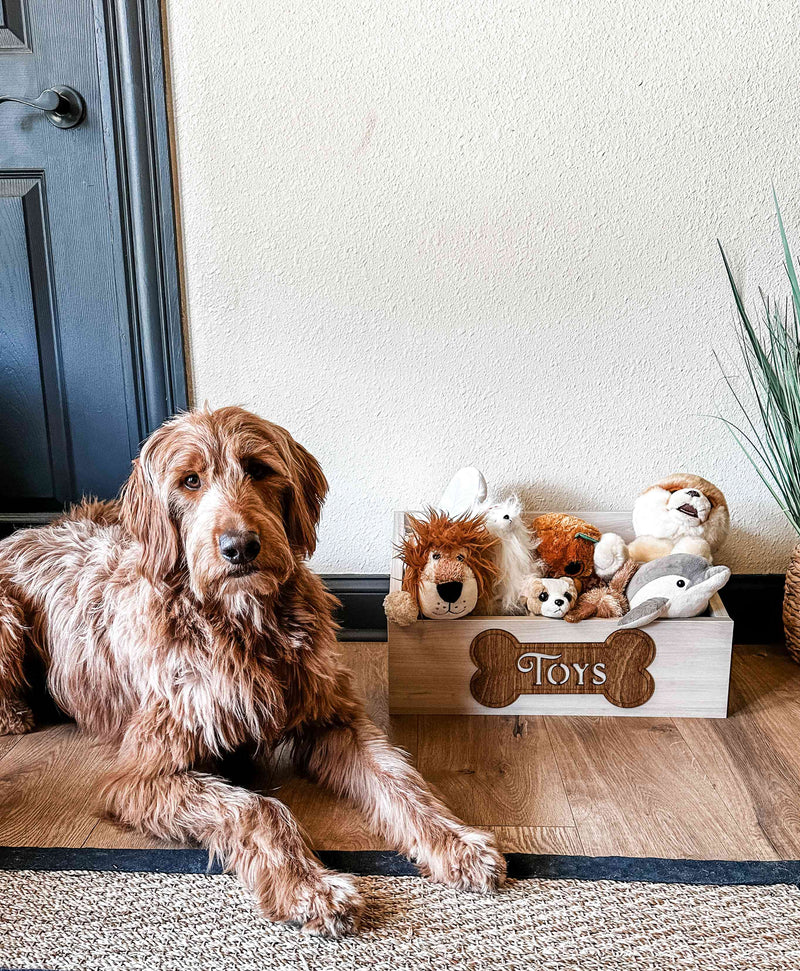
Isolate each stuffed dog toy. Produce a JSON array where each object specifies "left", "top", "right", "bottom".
[
  {"left": 628, "top": 474, "right": 730, "bottom": 563},
  {"left": 564, "top": 559, "right": 639, "bottom": 622},
  {"left": 519, "top": 576, "right": 578, "bottom": 619},
  {"left": 384, "top": 510, "right": 498, "bottom": 625}
]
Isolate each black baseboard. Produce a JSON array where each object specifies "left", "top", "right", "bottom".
[
  {"left": 322, "top": 573, "right": 786, "bottom": 645},
  {"left": 323, "top": 574, "right": 390, "bottom": 641},
  {"left": 4, "top": 844, "right": 800, "bottom": 884}
]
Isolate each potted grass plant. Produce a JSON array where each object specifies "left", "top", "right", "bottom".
[{"left": 718, "top": 195, "right": 800, "bottom": 661}]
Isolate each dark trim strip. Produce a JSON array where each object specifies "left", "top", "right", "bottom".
[
  {"left": 323, "top": 574, "right": 390, "bottom": 642},
  {"left": 323, "top": 573, "right": 786, "bottom": 645},
  {"left": 103, "top": 0, "right": 188, "bottom": 441},
  {"left": 2, "top": 847, "right": 800, "bottom": 886}
]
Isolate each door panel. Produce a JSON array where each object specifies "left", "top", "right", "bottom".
[
  {"left": 0, "top": 176, "right": 69, "bottom": 507},
  {"left": 0, "top": 0, "right": 28, "bottom": 52},
  {"left": 0, "top": 0, "right": 179, "bottom": 515}
]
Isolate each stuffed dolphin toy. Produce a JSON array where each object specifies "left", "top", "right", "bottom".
[{"left": 617, "top": 554, "right": 730, "bottom": 630}]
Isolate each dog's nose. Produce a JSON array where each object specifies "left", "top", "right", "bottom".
[
  {"left": 554, "top": 598, "right": 564, "bottom": 607},
  {"left": 564, "top": 561, "right": 582, "bottom": 576},
  {"left": 219, "top": 530, "right": 261, "bottom": 565},
  {"left": 437, "top": 581, "right": 463, "bottom": 604}
]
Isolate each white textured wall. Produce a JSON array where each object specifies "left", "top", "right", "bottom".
[{"left": 165, "top": 0, "right": 800, "bottom": 574}]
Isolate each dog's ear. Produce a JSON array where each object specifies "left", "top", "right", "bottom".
[
  {"left": 519, "top": 576, "right": 544, "bottom": 610},
  {"left": 284, "top": 438, "right": 328, "bottom": 558},
  {"left": 120, "top": 454, "right": 180, "bottom": 581}
]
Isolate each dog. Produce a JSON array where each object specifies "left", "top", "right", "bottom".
[{"left": 0, "top": 406, "right": 504, "bottom": 936}]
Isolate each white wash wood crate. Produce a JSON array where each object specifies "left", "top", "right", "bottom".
[{"left": 388, "top": 511, "right": 734, "bottom": 718}]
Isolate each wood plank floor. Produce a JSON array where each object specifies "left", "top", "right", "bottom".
[{"left": 1, "top": 641, "right": 799, "bottom": 860}]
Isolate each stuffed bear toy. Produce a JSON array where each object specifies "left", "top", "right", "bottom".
[
  {"left": 529, "top": 514, "right": 603, "bottom": 592},
  {"left": 628, "top": 474, "right": 730, "bottom": 564},
  {"left": 519, "top": 576, "right": 578, "bottom": 619},
  {"left": 383, "top": 510, "right": 498, "bottom": 626}
]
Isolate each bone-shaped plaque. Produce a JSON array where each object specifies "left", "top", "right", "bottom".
[{"left": 469, "top": 629, "right": 656, "bottom": 709}]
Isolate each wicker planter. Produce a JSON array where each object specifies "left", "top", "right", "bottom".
[{"left": 784, "top": 543, "right": 800, "bottom": 663}]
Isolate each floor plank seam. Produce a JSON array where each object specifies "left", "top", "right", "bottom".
[{"left": 542, "top": 718, "right": 584, "bottom": 852}]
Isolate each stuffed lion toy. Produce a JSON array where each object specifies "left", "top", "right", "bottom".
[{"left": 384, "top": 510, "right": 499, "bottom": 626}]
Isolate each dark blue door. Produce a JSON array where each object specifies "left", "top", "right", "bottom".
[{"left": 0, "top": 0, "right": 184, "bottom": 523}]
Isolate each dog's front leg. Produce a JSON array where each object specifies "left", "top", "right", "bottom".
[
  {"left": 292, "top": 698, "right": 506, "bottom": 892},
  {"left": 104, "top": 714, "right": 363, "bottom": 937}
]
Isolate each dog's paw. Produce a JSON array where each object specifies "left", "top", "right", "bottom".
[
  {"left": 261, "top": 868, "right": 364, "bottom": 938},
  {"left": 418, "top": 826, "right": 506, "bottom": 893},
  {"left": 0, "top": 701, "right": 35, "bottom": 735}
]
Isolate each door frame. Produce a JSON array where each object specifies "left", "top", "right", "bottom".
[{"left": 102, "top": 0, "right": 188, "bottom": 436}]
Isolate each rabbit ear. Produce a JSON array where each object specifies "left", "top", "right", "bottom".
[{"left": 438, "top": 467, "right": 487, "bottom": 517}]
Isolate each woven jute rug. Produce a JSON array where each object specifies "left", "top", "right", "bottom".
[{"left": 1, "top": 851, "right": 799, "bottom": 971}]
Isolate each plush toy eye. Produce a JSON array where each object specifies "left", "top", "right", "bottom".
[
  {"left": 182, "top": 473, "right": 201, "bottom": 490},
  {"left": 677, "top": 579, "right": 686, "bottom": 587},
  {"left": 538, "top": 591, "right": 549, "bottom": 602},
  {"left": 432, "top": 552, "right": 441, "bottom": 560},
  {"left": 564, "top": 592, "right": 572, "bottom": 602},
  {"left": 456, "top": 554, "right": 464, "bottom": 561},
  {"left": 503, "top": 514, "right": 510, "bottom": 520}
]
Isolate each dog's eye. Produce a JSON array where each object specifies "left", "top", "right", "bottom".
[
  {"left": 503, "top": 514, "right": 510, "bottom": 520},
  {"left": 432, "top": 552, "right": 441, "bottom": 560},
  {"left": 677, "top": 579, "right": 686, "bottom": 587},
  {"left": 182, "top": 473, "right": 201, "bottom": 491},
  {"left": 456, "top": 554, "right": 464, "bottom": 562},
  {"left": 538, "top": 591, "right": 549, "bottom": 602},
  {"left": 564, "top": 592, "right": 572, "bottom": 602},
  {"left": 244, "top": 459, "right": 273, "bottom": 481}
]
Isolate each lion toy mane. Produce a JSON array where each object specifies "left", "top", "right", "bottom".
[
  {"left": 628, "top": 474, "right": 730, "bottom": 564},
  {"left": 383, "top": 510, "right": 499, "bottom": 626}
]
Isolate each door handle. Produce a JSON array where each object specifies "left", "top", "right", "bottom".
[{"left": 0, "top": 85, "right": 85, "bottom": 129}]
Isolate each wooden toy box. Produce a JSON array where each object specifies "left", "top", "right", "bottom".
[{"left": 388, "top": 511, "right": 734, "bottom": 718}]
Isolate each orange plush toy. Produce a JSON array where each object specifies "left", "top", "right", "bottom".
[
  {"left": 530, "top": 514, "right": 601, "bottom": 592},
  {"left": 384, "top": 510, "right": 499, "bottom": 626}
]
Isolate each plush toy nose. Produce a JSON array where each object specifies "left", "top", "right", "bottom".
[
  {"left": 437, "top": 581, "right": 463, "bottom": 604},
  {"left": 564, "top": 561, "right": 582, "bottom": 576},
  {"left": 219, "top": 530, "right": 261, "bottom": 564},
  {"left": 554, "top": 598, "right": 564, "bottom": 607}
]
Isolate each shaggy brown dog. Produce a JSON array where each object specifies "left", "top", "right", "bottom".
[{"left": 0, "top": 407, "right": 504, "bottom": 936}]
